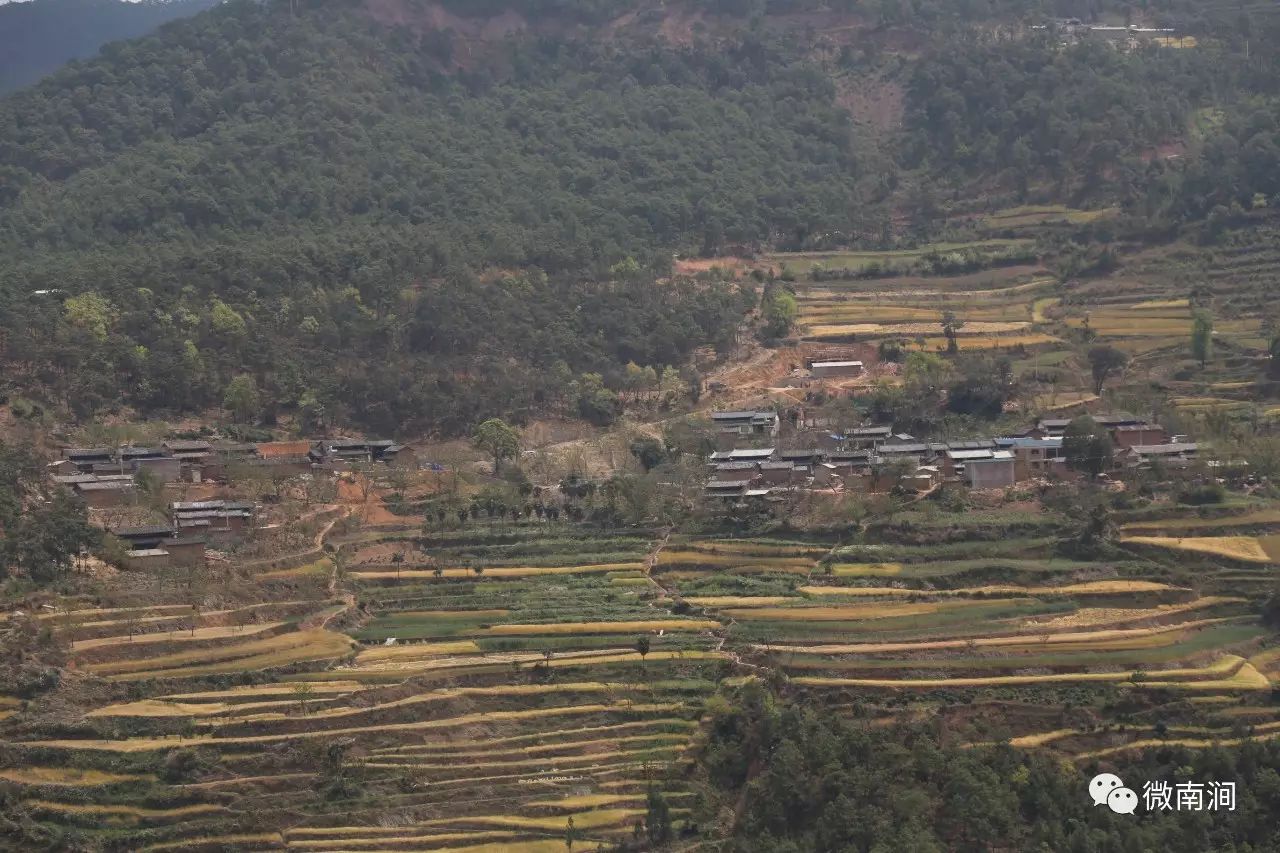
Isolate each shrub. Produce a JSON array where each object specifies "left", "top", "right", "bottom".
[{"left": 1178, "top": 482, "right": 1226, "bottom": 505}]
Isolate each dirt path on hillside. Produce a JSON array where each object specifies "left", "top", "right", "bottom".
[{"left": 298, "top": 508, "right": 358, "bottom": 631}]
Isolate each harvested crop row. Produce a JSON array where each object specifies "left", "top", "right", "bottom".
[
  {"left": 351, "top": 562, "right": 644, "bottom": 580},
  {"left": 0, "top": 767, "right": 147, "bottom": 786},
  {"left": 24, "top": 702, "right": 691, "bottom": 751},
  {"left": 1122, "top": 535, "right": 1273, "bottom": 563},
  {"left": 370, "top": 719, "right": 698, "bottom": 753},
  {"left": 656, "top": 550, "right": 815, "bottom": 570},
  {"left": 71, "top": 621, "right": 287, "bottom": 652},
  {"left": 483, "top": 619, "right": 720, "bottom": 636},
  {"left": 806, "top": 320, "right": 1031, "bottom": 337},
  {"left": 752, "top": 615, "right": 1241, "bottom": 655},
  {"left": 85, "top": 630, "right": 355, "bottom": 679},
  {"left": 792, "top": 656, "right": 1267, "bottom": 691},
  {"left": 798, "top": 580, "right": 1179, "bottom": 598}
]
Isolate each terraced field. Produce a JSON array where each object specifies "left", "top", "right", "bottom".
[
  {"left": 658, "top": 508, "right": 1279, "bottom": 756},
  {"left": 768, "top": 239, "right": 1072, "bottom": 357},
  {"left": 5, "top": 500, "right": 1279, "bottom": 848},
  {"left": 976, "top": 205, "right": 1116, "bottom": 235},
  {"left": 1055, "top": 229, "right": 1276, "bottom": 375},
  {"left": 768, "top": 238, "right": 1035, "bottom": 277},
  {"left": 1, "top": 522, "right": 720, "bottom": 852}
]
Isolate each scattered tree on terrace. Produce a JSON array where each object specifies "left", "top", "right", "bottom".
[
  {"left": 941, "top": 311, "right": 965, "bottom": 355},
  {"left": 472, "top": 418, "right": 520, "bottom": 475},
  {"left": 1088, "top": 345, "right": 1128, "bottom": 396},
  {"left": 1192, "top": 309, "right": 1214, "bottom": 368},
  {"left": 1065, "top": 490, "right": 1116, "bottom": 556},
  {"left": 760, "top": 284, "right": 798, "bottom": 341},
  {"left": 636, "top": 634, "right": 651, "bottom": 663},
  {"left": 1062, "top": 415, "right": 1114, "bottom": 479},
  {"left": 645, "top": 786, "right": 673, "bottom": 845},
  {"left": 564, "top": 815, "right": 577, "bottom": 852},
  {"left": 292, "top": 681, "right": 316, "bottom": 715}
]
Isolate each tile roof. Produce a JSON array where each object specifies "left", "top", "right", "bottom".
[
  {"left": 258, "top": 441, "right": 314, "bottom": 458},
  {"left": 1129, "top": 443, "right": 1198, "bottom": 455},
  {"left": 705, "top": 480, "right": 747, "bottom": 490},
  {"left": 726, "top": 448, "right": 775, "bottom": 460},
  {"left": 110, "top": 525, "right": 175, "bottom": 537}
]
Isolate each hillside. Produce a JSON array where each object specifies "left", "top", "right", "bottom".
[
  {"left": 8, "top": 1, "right": 1280, "bottom": 849},
  {"left": 0, "top": 0, "right": 1277, "bottom": 442},
  {"left": 0, "top": 0, "right": 220, "bottom": 94}
]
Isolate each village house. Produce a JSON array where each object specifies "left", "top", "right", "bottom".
[
  {"left": 109, "top": 525, "right": 177, "bottom": 550},
  {"left": 166, "top": 536, "right": 208, "bottom": 567},
  {"left": 844, "top": 461, "right": 906, "bottom": 494},
  {"left": 122, "top": 548, "right": 172, "bottom": 572},
  {"left": 310, "top": 439, "right": 416, "bottom": 468},
  {"left": 877, "top": 441, "right": 928, "bottom": 463},
  {"left": 903, "top": 465, "right": 943, "bottom": 492},
  {"left": 842, "top": 426, "right": 893, "bottom": 449},
  {"left": 997, "top": 437, "right": 1067, "bottom": 480},
  {"left": 164, "top": 440, "right": 214, "bottom": 482},
  {"left": 172, "top": 500, "right": 256, "bottom": 545},
  {"left": 810, "top": 360, "right": 864, "bottom": 379},
  {"left": 47, "top": 458, "right": 79, "bottom": 476},
  {"left": 759, "top": 460, "right": 802, "bottom": 486},
  {"left": 63, "top": 447, "right": 115, "bottom": 473},
  {"left": 1121, "top": 442, "right": 1199, "bottom": 468},
  {"left": 199, "top": 442, "right": 258, "bottom": 482},
  {"left": 812, "top": 462, "right": 840, "bottom": 486},
  {"left": 711, "top": 410, "right": 780, "bottom": 438},
  {"left": 705, "top": 479, "right": 749, "bottom": 500},
  {"left": 72, "top": 478, "right": 136, "bottom": 508},
  {"left": 710, "top": 461, "right": 760, "bottom": 483},
  {"left": 133, "top": 455, "right": 183, "bottom": 483},
  {"left": 826, "top": 450, "right": 871, "bottom": 478},
  {"left": 109, "top": 525, "right": 208, "bottom": 568},
  {"left": 774, "top": 448, "right": 824, "bottom": 466},
  {"left": 963, "top": 450, "right": 1017, "bottom": 489},
  {"left": 1111, "top": 423, "right": 1169, "bottom": 448},
  {"left": 1029, "top": 412, "right": 1146, "bottom": 438},
  {"left": 710, "top": 447, "right": 776, "bottom": 465}
]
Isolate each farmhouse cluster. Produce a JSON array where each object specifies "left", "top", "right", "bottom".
[
  {"left": 49, "top": 438, "right": 415, "bottom": 507},
  {"left": 705, "top": 409, "right": 1199, "bottom": 501}
]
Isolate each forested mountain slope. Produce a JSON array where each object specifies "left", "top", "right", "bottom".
[
  {"left": 2, "top": 0, "right": 863, "bottom": 432},
  {"left": 0, "top": 0, "right": 1277, "bottom": 435},
  {"left": 0, "top": 0, "right": 219, "bottom": 94}
]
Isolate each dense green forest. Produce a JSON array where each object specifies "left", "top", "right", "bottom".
[
  {"left": 905, "top": 40, "right": 1207, "bottom": 188},
  {"left": 0, "top": 0, "right": 218, "bottom": 94},
  {"left": 705, "top": 683, "right": 1280, "bottom": 852},
  {"left": 1, "top": 0, "right": 1279, "bottom": 434},
  {"left": 2, "top": 0, "right": 856, "bottom": 433}
]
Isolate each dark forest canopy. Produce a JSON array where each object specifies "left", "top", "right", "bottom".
[
  {"left": 0, "top": 0, "right": 859, "bottom": 433},
  {"left": 0, "top": 0, "right": 219, "bottom": 94},
  {"left": 0, "top": 0, "right": 1277, "bottom": 434},
  {"left": 708, "top": 684, "right": 1280, "bottom": 852}
]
